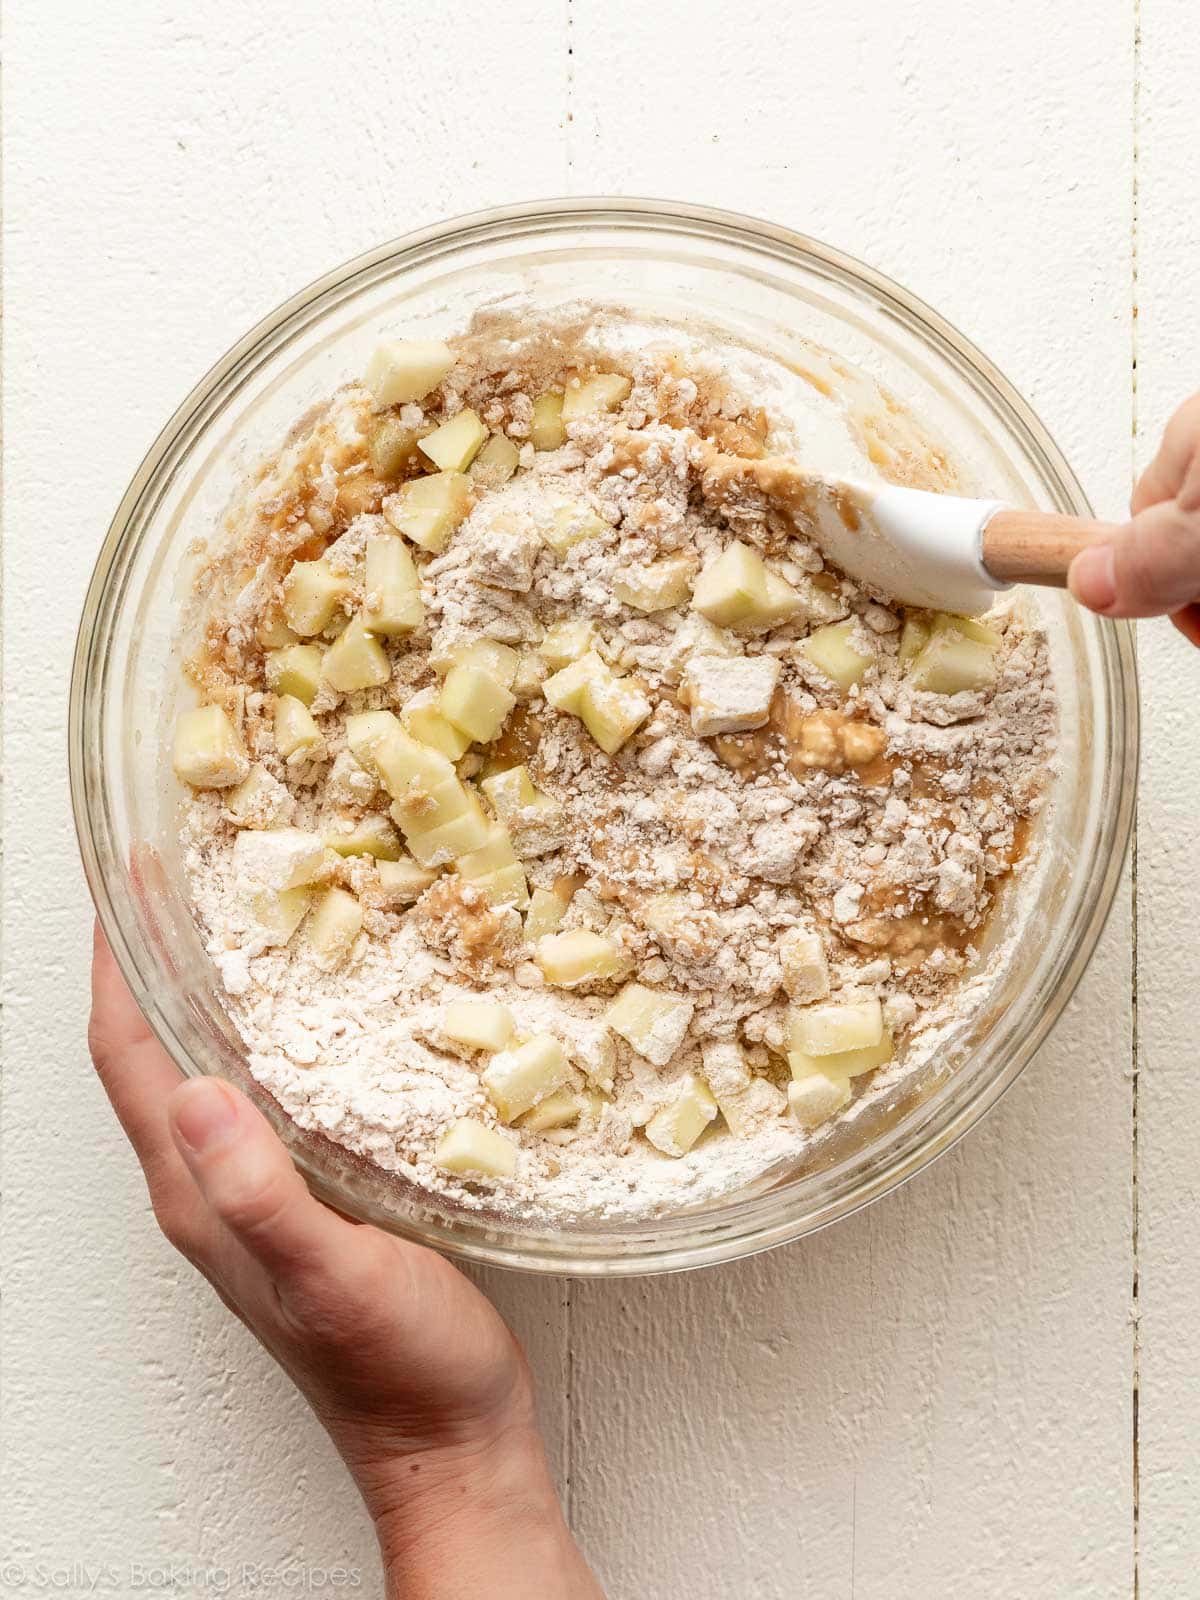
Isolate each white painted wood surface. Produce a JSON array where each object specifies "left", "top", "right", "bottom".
[{"left": 3, "top": 2, "right": 1191, "bottom": 1593}]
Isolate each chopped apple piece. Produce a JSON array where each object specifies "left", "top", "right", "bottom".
[
  {"left": 789, "top": 997, "right": 883, "bottom": 1056},
  {"left": 538, "top": 618, "right": 600, "bottom": 669},
  {"left": 274, "top": 694, "right": 326, "bottom": 763},
  {"left": 403, "top": 798, "right": 491, "bottom": 867},
  {"left": 456, "top": 822, "right": 519, "bottom": 878},
  {"left": 907, "top": 629, "right": 997, "bottom": 695},
  {"left": 443, "top": 1000, "right": 515, "bottom": 1054},
  {"left": 799, "top": 619, "right": 874, "bottom": 692},
  {"left": 530, "top": 392, "right": 566, "bottom": 450},
  {"left": 419, "top": 408, "right": 487, "bottom": 473},
  {"left": 471, "top": 863, "right": 531, "bottom": 910},
  {"left": 470, "top": 432, "right": 521, "bottom": 489},
  {"left": 787, "top": 1072, "right": 852, "bottom": 1129},
  {"left": 561, "top": 372, "right": 632, "bottom": 423},
  {"left": 644, "top": 1073, "right": 718, "bottom": 1158},
  {"left": 256, "top": 608, "right": 298, "bottom": 650},
  {"left": 325, "top": 812, "right": 402, "bottom": 860},
  {"left": 281, "top": 559, "right": 348, "bottom": 638},
  {"left": 511, "top": 650, "right": 546, "bottom": 699},
  {"left": 345, "top": 709, "right": 403, "bottom": 772},
  {"left": 701, "top": 1039, "right": 786, "bottom": 1137},
  {"left": 681, "top": 653, "right": 780, "bottom": 736},
  {"left": 444, "top": 638, "right": 520, "bottom": 688},
  {"left": 481, "top": 765, "right": 567, "bottom": 855},
  {"left": 321, "top": 615, "right": 391, "bottom": 693},
  {"left": 788, "top": 1030, "right": 893, "bottom": 1081},
  {"left": 388, "top": 775, "right": 474, "bottom": 837},
  {"left": 364, "top": 338, "right": 454, "bottom": 407},
  {"left": 536, "top": 930, "right": 628, "bottom": 987},
  {"left": 898, "top": 613, "right": 932, "bottom": 664},
  {"left": 435, "top": 1117, "right": 516, "bottom": 1179},
  {"left": 933, "top": 611, "right": 1003, "bottom": 648},
  {"left": 366, "top": 414, "right": 428, "bottom": 480},
  {"left": 691, "top": 540, "right": 798, "bottom": 630},
  {"left": 604, "top": 981, "right": 695, "bottom": 1066},
  {"left": 578, "top": 671, "right": 651, "bottom": 755},
  {"left": 375, "top": 856, "right": 437, "bottom": 904},
  {"left": 613, "top": 554, "right": 697, "bottom": 613},
  {"left": 305, "top": 886, "right": 363, "bottom": 968},
  {"left": 373, "top": 729, "right": 458, "bottom": 803},
  {"left": 233, "top": 826, "right": 331, "bottom": 891},
  {"left": 661, "top": 611, "right": 742, "bottom": 684},
  {"left": 519, "top": 1089, "right": 582, "bottom": 1133},
  {"left": 384, "top": 471, "right": 472, "bottom": 553},
  {"left": 250, "top": 885, "right": 313, "bottom": 946},
  {"left": 543, "top": 651, "right": 607, "bottom": 715},
  {"left": 482, "top": 1033, "right": 572, "bottom": 1122},
  {"left": 224, "top": 765, "right": 293, "bottom": 829},
  {"left": 266, "top": 643, "right": 324, "bottom": 706},
  {"left": 173, "top": 704, "right": 249, "bottom": 789},
  {"left": 439, "top": 664, "right": 516, "bottom": 744},
  {"left": 541, "top": 499, "right": 609, "bottom": 558},
  {"left": 524, "top": 886, "right": 566, "bottom": 943},
  {"left": 778, "top": 926, "right": 830, "bottom": 1003},
  {"left": 401, "top": 688, "right": 472, "bottom": 760},
  {"left": 363, "top": 535, "right": 423, "bottom": 636}
]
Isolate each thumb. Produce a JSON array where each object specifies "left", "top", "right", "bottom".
[
  {"left": 168, "top": 1077, "right": 357, "bottom": 1282},
  {"left": 1068, "top": 498, "right": 1200, "bottom": 619}
]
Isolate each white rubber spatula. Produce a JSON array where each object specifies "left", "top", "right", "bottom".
[{"left": 791, "top": 474, "right": 1121, "bottom": 614}]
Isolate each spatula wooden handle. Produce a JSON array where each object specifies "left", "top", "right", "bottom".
[{"left": 981, "top": 509, "right": 1123, "bottom": 587}]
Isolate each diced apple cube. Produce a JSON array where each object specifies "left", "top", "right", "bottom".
[
  {"left": 473, "top": 863, "right": 531, "bottom": 910},
  {"left": 419, "top": 408, "right": 487, "bottom": 473},
  {"left": 481, "top": 765, "right": 567, "bottom": 855},
  {"left": 384, "top": 471, "right": 472, "bottom": 553},
  {"left": 482, "top": 1033, "right": 572, "bottom": 1122},
  {"left": 321, "top": 615, "right": 391, "bottom": 693},
  {"left": 266, "top": 643, "right": 324, "bottom": 706},
  {"left": 799, "top": 619, "right": 874, "bottom": 692},
  {"left": 524, "top": 887, "right": 566, "bottom": 942},
  {"left": 578, "top": 672, "right": 651, "bottom": 755},
  {"left": 759, "top": 567, "right": 803, "bottom": 626},
  {"left": 401, "top": 688, "right": 472, "bottom": 760},
  {"left": 613, "top": 554, "right": 697, "bottom": 613},
  {"left": 250, "top": 885, "right": 313, "bottom": 946},
  {"left": 778, "top": 926, "right": 830, "bottom": 1003},
  {"left": 345, "top": 709, "right": 403, "bottom": 773},
  {"left": 787, "top": 1072, "right": 852, "bottom": 1129},
  {"left": 445, "top": 638, "right": 520, "bottom": 688},
  {"left": 541, "top": 651, "right": 601, "bottom": 715},
  {"left": 375, "top": 855, "right": 437, "bottom": 904},
  {"left": 325, "top": 812, "right": 402, "bottom": 860},
  {"left": 470, "top": 432, "right": 521, "bottom": 489},
  {"left": 538, "top": 618, "right": 600, "bottom": 669},
  {"left": 933, "top": 611, "right": 1004, "bottom": 648},
  {"left": 256, "top": 608, "right": 298, "bottom": 650},
  {"left": 540, "top": 500, "right": 609, "bottom": 559},
  {"left": 788, "top": 1029, "right": 893, "bottom": 1081},
  {"left": 907, "top": 629, "right": 997, "bottom": 695},
  {"left": 439, "top": 664, "right": 516, "bottom": 744},
  {"left": 456, "top": 822, "right": 519, "bottom": 878},
  {"left": 898, "top": 613, "right": 932, "bottom": 664},
  {"left": 511, "top": 651, "right": 546, "bottom": 698},
  {"left": 173, "top": 704, "right": 249, "bottom": 789},
  {"left": 789, "top": 997, "right": 883, "bottom": 1056},
  {"left": 443, "top": 1000, "right": 515, "bottom": 1054},
  {"left": 681, "top": 653, "right": 780, "bottom": 736},
  {"left": 364, "top": 338, "right": 454, "bottom": 407},
  {"left": 363, "top": 535, "right": 423, "bottom": 636},
  {"left": 519, "top": 1089, "right": 582, "bottom": 1133},
  {"left": 306, "top": 886, "right": 363, "bottom": 968},
  {"left": 404, "top": 799, "right": 491, "bottom": 867},
  {"left": 224, "top": 765, "right": 294, "bottom": 829},
  {"left": 644, "top": 1073, "right": 718, "bottom": 1158},
  {"left": 536, "top": 930, "right": 628, "bottom": 987},
  {"left": 373, "top": 729, "right": 457, "bottom": 802},
  {"left": 233, "top": 826, "right": 331, "bottom": 891},
  {"left": 435, "top": 1117, "right": 517, "bottom": 1179},
  {"left": 661, "top": 611, "right": 742, "bottom": 684},
  {"left": 274, "top": 694, "right": 325, "bottom": 763},
  {"left": 604, "top": 981, "right": 695, "bottom": 1066},
  {"left": 701, "top": 1039, "right": 786, "bottom": 1137},
  {"left": 389, "top": 775, "right": 473, "bottom": 838},
  {"left": 691, "top": 541, "right": 771, "bottom": 628},
  {"left": 530, "top": 392, "right": 566, "bottom": 450},
  {"left": 561, "top": 372, "right": 632, "bottom": 423},
  {"left": 366, "top": 414, "right": 428, "bottom": 479},
  {"left": 281, "top": 559, "right": 347, "bottom": 638}
]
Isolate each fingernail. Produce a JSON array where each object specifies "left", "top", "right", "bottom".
[
  {"left": 1068, "top": 543, "right": 1117, "bottom": 612},
  {"left": 172, "top": 1079, "right": 240, "bottom": 1154}
]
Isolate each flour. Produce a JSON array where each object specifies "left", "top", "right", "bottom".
[{"left": 178, "top": 304, "right": 1057, "bottom": 1222}]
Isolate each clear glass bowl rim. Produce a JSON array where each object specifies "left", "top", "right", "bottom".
[{"left": 70, "top": 196, "right": 1139, "bottom": 1276}]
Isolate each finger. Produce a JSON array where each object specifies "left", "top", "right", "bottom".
[
  {"left": 1132, "top": 392, "right": 1200, "bottom": 514},
  {"left": 1068, "top": 498, "right": 1200, "bottom": 618},
  {"left": 168, "top": 1077, "right": 361, "bottom": 1286},
  {"left": 90, "top": 923, "right": 188, "bottom": 1162}
]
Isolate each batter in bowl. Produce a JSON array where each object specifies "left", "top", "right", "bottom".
[{"left": 172, "top": 306, "right": 1055, "bottom": 1221}]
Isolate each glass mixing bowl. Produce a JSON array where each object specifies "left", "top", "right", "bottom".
[{"left": 70, "top": 199, "right": 1137, "bottom": 1276}]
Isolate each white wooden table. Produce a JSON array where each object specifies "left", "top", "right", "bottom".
[{"left": 4, "top": 4, "right": 1197, "bottom": 1594}]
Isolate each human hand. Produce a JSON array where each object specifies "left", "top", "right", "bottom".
[
  {"left": 88, "top": 926, "right": 602, "bottom": 1599},
  {"left": 1068, "top": 392, "right": 1200, "bottom": 645}
]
